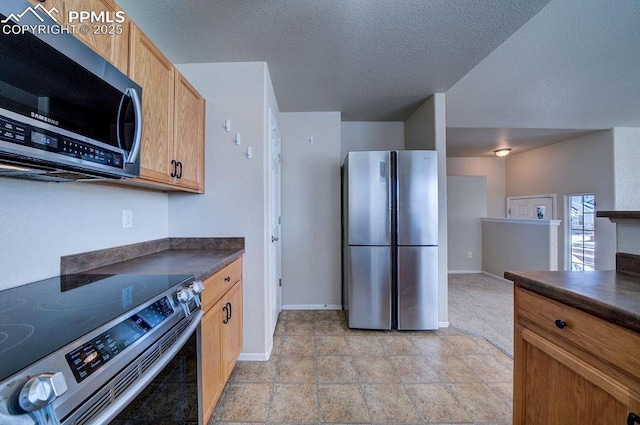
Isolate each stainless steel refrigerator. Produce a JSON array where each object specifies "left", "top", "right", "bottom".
[{"left": 342, "top": 150, "right": 438, "bottom": 330}]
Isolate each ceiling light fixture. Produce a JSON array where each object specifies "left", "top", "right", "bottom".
[{"left": 494, "top": 148, "right": 512, "bottom": 157}]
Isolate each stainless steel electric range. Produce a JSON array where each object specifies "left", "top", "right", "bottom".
[{"left": 0, "top": 272, "right": 203, "bottom": 425}]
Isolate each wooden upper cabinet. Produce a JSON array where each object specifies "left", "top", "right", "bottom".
[
  {"left": 128, "top": 23, "right": 175, "bottom": 185},
  {"left": 174, "top": 71, "right": 205, "bottom": 192},
  {"left": 30, "top": 0, "right": 129, "bottom": 74},
  {"left": 66, "top": 0, "right": 130, "bottom": 73},
  {"left": 31, "top": 2, "right": 205, "bottom": 193}
]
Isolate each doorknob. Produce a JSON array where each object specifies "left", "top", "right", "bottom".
[{"left": 271, "top": 236, "right": 279, "bottom": 242}]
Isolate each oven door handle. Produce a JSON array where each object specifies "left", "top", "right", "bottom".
[{"left": 87, "top": 310, "right": 202, "bottom": 425}]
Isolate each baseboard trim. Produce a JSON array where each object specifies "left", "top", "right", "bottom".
[
  {"left": 448, "top": 270, "right": 482, "bottom": 274},
  {"left": 239, "top": 338, "right": 273, "bottom": 362},
  {"left": 439, "top": 321, "right": 450, "bottom": 328},
  {"left": 239, "top": 352, "right": 270, "bottom": 361},
  {"left": 482, "top": 271, "right": 513, "bottom": 284},
  {"left": 283, "top": 304, "right": 342, "bottom": 310}
]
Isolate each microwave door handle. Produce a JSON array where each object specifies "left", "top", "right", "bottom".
[{"left": 118, "top": 87, "right": 143, "bottom": 165}]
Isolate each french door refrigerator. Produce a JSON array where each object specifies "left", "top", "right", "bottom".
[{"left": 342, "top": 150, "right": 438, "bottom": 330}]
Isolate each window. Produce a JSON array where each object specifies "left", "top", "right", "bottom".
[{"left": 569, "top": 194, "right": 595, "bottom": 270}]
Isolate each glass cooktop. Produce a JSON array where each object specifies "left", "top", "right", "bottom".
[{"left": 0, "top": 273, "right": 193, "bottom": 382}]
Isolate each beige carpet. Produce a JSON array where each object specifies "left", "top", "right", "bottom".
[{"left": 448, "top": 273, "right": 514, "bottom": 357}]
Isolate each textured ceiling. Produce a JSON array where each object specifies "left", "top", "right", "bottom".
[
  {"left": 117, "top": 0, "right": 639, "bottom": 156},
  {"left": 444, "top": 0, "right": 640, "bottom": 156},
  {"left": 116, "top": 0, "right": 550, "bottom": 121}
]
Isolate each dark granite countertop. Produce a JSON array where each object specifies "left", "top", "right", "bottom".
[
  {"left": 504, "top": 270, "right": 640, "bottom": 334},
  {"left": 87, "top": 249, "right": 243, "bottom": 281},
  {"left": 61, "top": 238, "right": 244, "bottom": 281},
  {"left": 596, "top": 210, "right": 640, "bottom": 220}
]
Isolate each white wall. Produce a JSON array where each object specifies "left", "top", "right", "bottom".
[
  {"left": 613, "top": 127, "right": 640, "bottom": 209},
  {"left": 280, "top": 112, "right": 342, "bottom": 308},
  {"left": 405, "top": 98, "right": 435, "bottom": 150},
  {"left": 404, "top": 94, "right": 449, "bottom": 326},
  {"left": 482, "top": 219, "right": 560, "bottom": 277},
  {"left": 340, "top": 122, "right": 404, "bottom": 160},
  {"left": 168, "top": 62, "right": 277, "bottom": 359},
  {"left": 447, "top": 176, "right": 486, "bottom": 272},
  {"left": 447, "top": 157, "right": 506, "bottom": 218},
  {"left": 505, "top": 130, "right": 616, "bottom": 270},
  {"left": 0, "top": 180, "right": 168, "bottom": 289}
]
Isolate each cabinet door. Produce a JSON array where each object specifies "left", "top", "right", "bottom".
[
  {"left": 129, "top": 23, "right": 174, "bottom": 185},
  {"left": 66, "top": 0, "right": 129, "bottom": 73},
  {"left": 201, "top": 308, "right": 223, "bottom": 424},
  {"left": 516, "top": 327, "right": 639, "bottom": 425},
  {"left": 221, "top": 281, "right": 243, "bottom": 381},
  {"left": 173, "top": 71, "right": 205, "bottom": 192},
  {"left": 30, "top": 0, "right": 129, "bottom": 74}
]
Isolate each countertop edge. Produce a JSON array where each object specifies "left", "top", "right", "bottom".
[
  {"left": 190, "top": 250, "right": 245, "bottom": 281},
  {"left": 62, "top": 237, "right": 245, "bottom": 275},
  {"left": 596, "top": 210, "right": 640, "bottom": 220},
  {"left": 504, "top": 270, "right": 640, "bottom": 334}
]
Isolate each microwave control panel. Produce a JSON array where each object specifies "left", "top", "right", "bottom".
[{"left": 0, "top": 115, "right": 124, "bottom": 169}]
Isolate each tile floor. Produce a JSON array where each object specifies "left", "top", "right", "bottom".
[{"left": 209, "top": 310, "right": 513, "bottom": 425}]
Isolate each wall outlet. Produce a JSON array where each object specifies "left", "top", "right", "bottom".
[
  {"left": 122, "top": 210, "right": 133, "bottom": 228},
  {"left": 467, "top": 251, "right": 473, "bottom": 259}
]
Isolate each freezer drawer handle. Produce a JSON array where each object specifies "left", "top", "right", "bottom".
[{"left": 628, "top": 413, "right": 640, "bottom": 425}]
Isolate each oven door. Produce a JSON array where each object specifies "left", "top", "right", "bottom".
[{"left": 71, "top": 311, "right": 202, "bottom": 425}]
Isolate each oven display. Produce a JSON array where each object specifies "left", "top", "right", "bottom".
[{"left": 65, "top": 297, "right": 174, "bottom": 383}]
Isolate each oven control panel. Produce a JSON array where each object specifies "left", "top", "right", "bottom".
[{"left": 65, "top": 297, "right": 174, "bottom": 383}]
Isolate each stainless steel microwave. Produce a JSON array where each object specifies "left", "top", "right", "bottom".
[{"left": 0, "top": 0, "right": 142, "bottom": 182}]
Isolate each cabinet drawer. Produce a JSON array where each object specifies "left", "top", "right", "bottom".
[
  {"left": 516, "top": 287, "right": 640, "bottom": 381},
  {"left": 202, "top": 258, "right": 242, "bottom": 312}
]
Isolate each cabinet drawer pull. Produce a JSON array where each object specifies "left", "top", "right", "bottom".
[
  {"left": 224, "top": 276, "right": 231, "bottom": 282},
  {"left": 555, "top": 319, "right": 567, "bottom": 329},
  {"left": 629, "top": 412, "right": 640, "bottom": 425}
]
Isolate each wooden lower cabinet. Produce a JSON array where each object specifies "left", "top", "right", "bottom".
[
  {"left": 201, "top": 306, "right": 223, "bottom": 423},
  {"left": 200, "top": 259, "right": 243, "bottom": 424},
  {"left": 514, "top": 287, "right": 640, "bottom": 425},
  {"left": 220, "top": 281, "right": 243, "bottom": 381}
]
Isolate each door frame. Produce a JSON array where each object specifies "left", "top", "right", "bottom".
[{"left": 268, "top": 108, "right": 282, "bottom": 335}]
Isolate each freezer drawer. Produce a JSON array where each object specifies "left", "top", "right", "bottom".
[
  {"left": 347, "top": 246, "right": 392, "bottom": 330},
  {"left": 397, "top": 246, "right": 438, "bottom": 330}
]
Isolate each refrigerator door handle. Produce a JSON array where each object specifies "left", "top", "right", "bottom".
[{"left": 379, "top": 161, "right": 386, "bottom": 182}]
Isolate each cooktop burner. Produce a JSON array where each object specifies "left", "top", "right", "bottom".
[
  {"left": 0, "top": 323, "right": 34, "bottom": 354},
  {"left": 0, "top": 273, "right": 192, "bottom": 382}
]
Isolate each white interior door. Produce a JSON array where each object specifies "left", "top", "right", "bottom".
[
  {"left": 508, "top": 194, "right": 556, "bottom": 220},
  {"left": 269, "top": 110, "right": 282, "bottom": 334}
]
